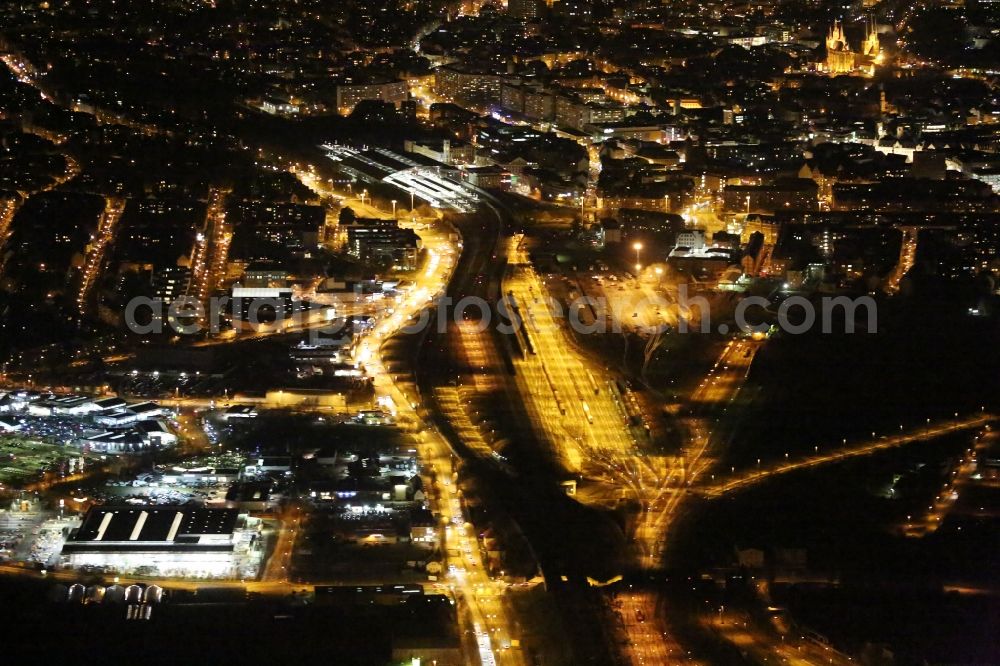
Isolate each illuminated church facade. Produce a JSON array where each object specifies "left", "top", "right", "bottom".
[{"left": 824, "top": 19, "right": 883, "bottom": 76}]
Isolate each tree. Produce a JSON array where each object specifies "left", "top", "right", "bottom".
[{"left": 338, "top": 206, "right": 356, "bottom": 225}]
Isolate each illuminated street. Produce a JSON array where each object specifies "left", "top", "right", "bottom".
[
  {"left": 701, "top": 412, "right": 995, "bottom": 499},
  {"left": 0, "top": 3, "right": 998, "bottom": 664},
  {"left": 188, "top": 186, "right": 232, "bottom": 307},
  {"left": 343, "top": 197, "right": 523, "bottom": 665},
  {"left": 76, "top": 196, "right": 125, "bottom": 312},
  {"left": 884, "top": 226, "right": 919, "bottom": 294}
]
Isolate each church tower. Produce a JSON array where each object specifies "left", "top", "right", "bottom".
[
  {"left": 825, "top": 20, "right": 855, "bottom": 74},
  {"left": 862, "top": 18, "right": 880, "bottom": 58},
  {"left": 826, "top": 20, "right": 847, "bottom": 53}
]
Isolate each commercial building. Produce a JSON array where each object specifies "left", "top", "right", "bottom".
[
  {"left": 151, "top": 266, "right": 192, "bottom": 307},
  {"left": 260, "top": 96, "right": 300, "bottom": 116},
  {"left": 27, "top": 394, "right": 101, "bottom": 417},
  {"left": 315, "top": 278, "right": 387, "bottom": 306},
  {"left": 2, "top": 391, "right": 42, "bottom": 411},
  {"left": 82, "top": 419, "right": 177, "bottom": 453},
  {"left": 241, "top": 263, "right": 289, "bottom": 288},
  {"left": 346, "top": 219, "right": 422, "bottom": 269},
  {"left": 501, "top": 83, "right": 556, "bottom": 121},
  {"left": 226, "top": 201, "right": 324, "bottom": 260},
  {"left": 507, "top": 0, "right": 543, "bottom": 19},
  {"left": 244, "top": 456, "right": 292, "bottom": 475},
  {"left": 289, "top": 323, "right": 357, "bottom": 366},
  {"left": 162, "top": 466, "right": 240, "bottom": 485},
  {"left": 136, "top": 420, "right": 178, "bottom": 448},
  {"left": 434, "top": 65, "right": 513, "bottom": 107},
  {"left": 61, "top": 506, "right": 262, "bottom": 578},
  {"left": 221, "top": 404, "right": 258, "bottom": 421},
  {"left": 403, "top": 138, "right": 476, "bottom": 166},
  {"left": 94, "top": 401, "right": 164, "bottom": 426},
  {"left": 335, "top": 79, "right": 408, "bottom": 115},
  {"left": 668, "top": 229, "right": 741, "bottom": 278},
  {"left": 592, "top": 124, "right": 676, "bottom": 143},
  {"left": 230, "top": 286, "right": 295, "bottom": 326},
  {"left": 476, "top": 119, "right": 542, "bottom": 152},
  {"left": 462, "top": 165, "right": 510, "bottom": 189},
  {"left": 555, "top": 95, "right": 626, "bottom": 131},
  {"left": 224, "top": 481, "right": 276, "bottom": 512}
]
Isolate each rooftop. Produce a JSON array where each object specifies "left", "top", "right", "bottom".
[{"left": 68, "top": 506, "right": 240, "bottom": 544}]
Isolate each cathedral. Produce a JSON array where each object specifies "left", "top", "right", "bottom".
[{"left": 824, "top": 19, "right": 882, "bottom": 76}]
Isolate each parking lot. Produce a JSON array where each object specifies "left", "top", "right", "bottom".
[
  {"left": 118, "top": 370, "right": 226, "bottom": 399},
  {"left": 92, "top": 482, "right": 226, "bottom": 506},
  {"left": 540, "top": 268, "right": 681, "bottom": 336},
  {"left": 28, "top": 516, "right": 81, "bottom": 566},
  {"left": 2, "top": 414, "right": 92, "bottom": 446},
  {"left": 0, "top": 508, "right": 77, "bottom": 566},
  {"left": 0, "top": 436, "right": 96, "bottom": 485}
]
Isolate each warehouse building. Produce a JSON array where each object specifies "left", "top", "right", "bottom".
[{"left": 61, "top": 506, "right": 262, "bottom": 578}]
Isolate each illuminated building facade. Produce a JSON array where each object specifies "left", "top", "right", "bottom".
[
  {"left": 61, "top": 506, "right": 262, "bottom": 578},
  {"left": 824, "top": 19, "right": 882, "bottom": 76}
]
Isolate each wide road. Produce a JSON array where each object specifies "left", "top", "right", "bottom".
[
  {"left": 354, "top": 204, "right": 524, "bottom": 666},
  {"left": 700, "top": 412, "right": 995, "bottom": 498}
]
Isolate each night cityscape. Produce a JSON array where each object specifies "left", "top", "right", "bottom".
[{"left": 0, "top": 0, "right": 998, "bottom": 664}]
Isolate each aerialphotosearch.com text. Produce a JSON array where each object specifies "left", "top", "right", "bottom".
[{"left": 125, "top": 286, "right": 877, "bottom": 341}]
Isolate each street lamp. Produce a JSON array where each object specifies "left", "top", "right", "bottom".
[
  {"left": 361, "top": 189, "right": 368, "bottom": 206},
  {"left": 633, "top": 241, "right": 643, "bottom": 271},
  {"left": 664, "top": 194, "right": 670, "bottom": 213},
  {"left": 391, "top": 199, "right": 397, "bottom": 217}
]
